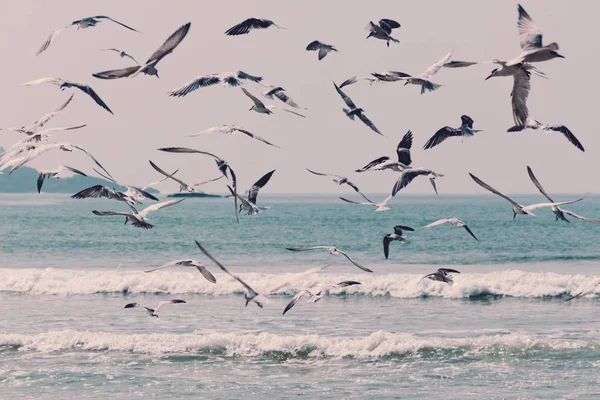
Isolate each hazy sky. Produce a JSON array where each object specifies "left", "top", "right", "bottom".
[{"left": 1, "top": 1, "right": 597, "bottom": 195}]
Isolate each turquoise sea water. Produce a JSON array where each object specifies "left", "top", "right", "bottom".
[{"left": 1, "top": 193, "right": 599, "bottom": 399}]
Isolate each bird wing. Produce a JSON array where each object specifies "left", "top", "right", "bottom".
[
  {"left": 462, "top": 225, "right": 479, "bottom": 241},
  {"left": 155, "top": 299, "right": 186, "bottom": 313},
  {"left": 191, "top": 175, "right": 225, "bottom": 187},
  {"left": 392, "top": 169, "right": 429, "bottom": 196},
  {"left": 306, "top": 40, "right": 325, "bottom": 50},
  {"left": 93, "top": 66, "right": 141, "bottom": 80},
  {"left": 443, "top": 60, "right": 480, "bottom": 68},
  {"left": 422, "top": 218, "right": 451, "bottom": 229},
  {"left": 236, "top": 70, "right": 263, "bottom": 83},
  {"left": 146, "top": 22, "right": 191, "bottom": 65},
  {"left": 286, "top": 246, "right": 331, "bottom": 252},
  {"left": 306, "top": 168, "right": 340, "bottom": 179},
  {"left": 317, "top": 47, "right": 334, "bottom": 60},
  {"left": 517, "top": 4, "right": 543, "bottom": 51},
  {"left": 139, "top": 199, "right": 184, "bottom": 217},
  {"left": 267, "top": 264, "right": 332, "bottom": 295},
  {"left": 69, "top": 83, "right": 113, "bottom": 114},
  {"left": 95, "top": 16, "right": 140, "bottom": 32},
  {"left": 344, "top": 180, "right": 374, "bottom": 203},
  {"left": 337, "top": 249, "right": 373, "bottom": 273},
  {"left": 511, "top": 69, "right": 530, "bottom": 126},
  {"left": 241, "top": 87, "right": 266, "bottom": 108},
  {"left": 225, "top": 18, "right": 274, "bottom": 36},
  {"left": 356, "top": 156, "right": 391, "bottom": 172},
  {"left": 339, "top": 197, "right": 374, "bottom": 206},
  {"left": 92, "top": 210, "right": 133, "bottom": 217},
  {"left": 157, "top": 147, "right": 221, "bottom": 160},
  {"left": 143, "top": 168, "right": 179, "bottom": 190},
  {"left": 31, "top": 94, "right": 74, "bottom": 130},
  {"left": 272, "top": 90, "right": 300, "bottom": 108},
  {"left": 524, "top": 199, "right": 583, "bottom": 212},
  {"left": 168, "top": 75, "right": 221, "bottom": 97},
  {"left": 357, "top": 112, "right": 383, "bottom": 136},
  {"left": 128, "top": 186, "right": 159, "bottom": 201},
  {"left": 61, "top": 165, "right": 87, "bottom": 177},
  {"left": 333, "top": 82, "right": 357, "bottom": 109},
  {"left": 379, "top": 19, "right": 401, "bottom": 33},
  {"left": 36, "top": 172, "right": 49, "bottom": 193},
  {"left": 383, "top": 235, "right": 392, "bottom": 259},
  {"left": 439, "top": 268, "right": 461, "bottom": 274},
  {"left": 248, "top": 170, "right": 275, "bottom": 204},
  {"left": 282, "top": 290, "right": 310, "bottom": 315},
  {"left": 36, "top": 25, "right": 72, "bottom": 55},
  {"left": 196, "top": 265, "right": 217, "bottom": 283},
  {"left": 423, "top": 127, "right": 461, "bottom": 150},
  {"left": 469, "top": 173, "right": 522, "bottom": 208},
  {"left": 148, "top": 160, "right": 190, "bottom": 188},
  {"left": 234, "top": 127, "right": 280, "bottom": 147},
  {"left": 396, "top": 130, "right": 413, "bottom": 165},
  {"left": 21, "top": 77, "right": 64, "bottom": 87},
  {"left": 71, "top": 185, "right": 124, "bottom": 201},
  {"left": 526, "top": 166, "right": 554, "bottom": 203},
  {"left": 419, "top": 51, "right": 453, "bottom": 80},
  {"left": 561, "top": 210, "right": 600, "bottom": 225},
  {"left": 547, "top": 125, "right": 585, "bottom": 152}
]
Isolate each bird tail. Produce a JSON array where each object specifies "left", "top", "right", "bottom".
[{"left": 421, "top": 81, "right": 441, "bottom": 94}]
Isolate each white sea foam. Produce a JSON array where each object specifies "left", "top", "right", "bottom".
[
  {"left": 0, "top": 268, "right": 598, "bottom": 299},
  {"left": 0, "top": 330, "right": 595, "bottom": 358}
]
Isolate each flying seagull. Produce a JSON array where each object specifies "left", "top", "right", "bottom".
[
  {"left": 383, "top": 225, "right": 415, "bottom": 259},
  {"left": 333, "top": 82, "right": 382, "bottom": 135},
  {"left": 392, "top": 168, "right": 444, "bottom": 196},
  {"left": 419, "top": 268, "right": 460, "bottom": 285},
  {"left": 149, "top": 160, "right": 223, "bottom": 193},
  {"left": 189, "top": 125, "right": 279, "bottom": 148},
  {"left": 103, "top": 48, "right": 139, "bottom": 64},
  {"left": 37, "top": 165, "right": 87, "bottom": 193},
  {"left": 285, "top": 246, "right": 372, "bottom": 273},
  {"left": 36, "top": 16, "right": 140, "bottom": 56},
  {"left": 565, "top": 279, "right": 600, "bottom": 302},
  {"left": 21, "top": 77, "right": 113, "bottom": 114},
  {"left": 366, "top": 19, "right": 400, "bottom": 47},
  {"left": 225, "top": 18, "right": 282, "bottom": 36},
  {"left": 168, "top": 70, "right": 263, "bottom": 97},
  {"left": 424, "top": 115, "right": 482, "bottom": 150},
  {"left": 306, "top": 169, "right": 372, "bottom": 202},
  {"left": 421, "top": 218, "right": 479, "bottom": 241},
  {"left": 469, "top": 173, "right": 582, "bottom": 218},
  {"left": 4, "top": 94, "right": 74, "bottom": 135},
  {"left": 144, "top": 259, "right": 216, "bottom": 283},
  {"left": 261, "top": 86, "right": 303, "bottom": 109},
  {"left": 92, "top": 199, "right": 184, "bottom": 229},
  {"left": 282, "top": 281, "right": 361, "bottom": 315},
  {"left": 356, "top": 130, "right": 413, "bottom": 172},
  {"left": 124, "top": 300, "right": 185, "bottom": 318},
  {"left": 306, "top": 40, "right": 338, "bottom": 60},
  {"left": 527, "top": 166, "right": 599, "bottom": 224},
  {"left": 339, "top": 194, "right": 393, "bottom": 212},
  {"left": 508, "top": 119, "right": 585, "bottom": 152},
  {"left": 241, "top": 88, "right": 306, "bottom": 117},
  {"left": 9, "top": 124, "right": 87, "bottom": 148},
  {"left": 228, "top": 170, "right": 275, "bottom": 215}
]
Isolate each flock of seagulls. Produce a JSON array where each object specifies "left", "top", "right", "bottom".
[{"left": 2, "top": 3, "right": 596, "bottom": 319}]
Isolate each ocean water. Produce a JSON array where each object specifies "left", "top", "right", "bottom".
[{"left": 1, "top": 193, "right": 599, "bottom": 399}]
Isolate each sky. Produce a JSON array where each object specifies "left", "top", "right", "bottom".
[{"left": 0, "top": 0, "right": 597, "bottom": 195}]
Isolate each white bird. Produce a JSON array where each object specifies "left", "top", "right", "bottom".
[
  {"left": 225, "top": 18, "right": 283, "bottom": 36},
  {"left": 482, "top": 59, "right": 546, "bottom": 80},
  {"left": 376, "top": 51, "right": 453, "bottom": 94},
  {"left": 282, "top": 281, "right": 361, "bottom": 315},
  {"left": 188, "top": 125, "right": 279, "bottom": 148},
  {"left": 36, "top": 16, "right": 140, "bottom": 56},
  {"left": 261, "top": 86, "right": 303, "bottom": 109},
  {"left": 103, "top": 48, "right": 139, "bottom": 64},
  {"left": 144, "top": 259, "right": 216, "bottom": 283},
  {"left": 356, "top": 130, "right": 413, "bottom": 172},
  {"left": 333, "top": 82, "right": 382, "bottom": 135},
  {"left": 383, "top": 225, "right": 415, "bottom": 259},
  {"left": 21, "top": 77, "right": 113, "bottom": 114},
  {"left": 3, "top": 95, "right": 74, "bottom": 135},
  {"left": 527, "top": 166, "right": 599, "bottom": 224},
  {"left": 285, "top": 246, "right": 372, "bottom": 273},
  {"left": 306, "top": 40, "right": 338, "bottom": 60},
  {"left": 424, "top": 115, "right": 482, "bottom": 150},
  {"left": 168, "top": 71, "right": 262, "bottom": 97},
  {"left": 228, "top": 170, "right": 275, "bottom": 215},
  {"left": 37, "top": 165, "right": 87, "bottom": 193},
  {"left": 3, "top": 125, "right": 88, "bottom": 159},
  {"left": 306, "top": 169, "right": 372, "bottom": 203},
  {"left": 241, "top": 88, "right": 306, "bottom": 118},
  {"left": 149, "top": 160, "right": 223, "bottom": 193},
  {"left": 339, "top": 194, "right": 393, "bottom": 212},
  {"left": 469, "top": 173, "right": 582, "bottom": 218},
  {"left": 418, "top": 268, "right": 460, "bottom": 285},
  {"left": 92, "top": 199, "right": 184, "bottom": 229},
  {"left": 124, "top": 300, "right": 185, "bottom": 318},
  {"left": 392, "top": 168, "right": 444, "bottom": 196},
  {"left": 365, "top": 19, "right": 401, "bottom": 47},
  {"left": 421, "top": 218, "right": 479, "bottom": 241}
]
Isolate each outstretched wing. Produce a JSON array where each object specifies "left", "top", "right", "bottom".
[
  {"left": 392, "top": 169, "right": 430, "bottom": 196},
  {"left": 168, "top": 75, "right": 221, "bottom": 97},
  {"left": 155, "top": 299, "right": 186, "bottom": 313},
  {"left": 511, "top": 69, "right": 530, "bottom": 126},
  {"left": 337, "top": 249, "right": 373, "bottom": 273},
  {"left": 561, "top": 210, "right": 600, "bottom": 224},
  {"left": 95, "top": 16, "right": 140, "bottom": 32},
  {"left": 333, "top": 82, "right": 356, "bottom": 109},
  {"left": 379, "top": 19, "right": 400, "bottom": 34},
  {"left": 71, "top": 185, "right": 126, "bottom": 202},
  {"left": 419, "top": 51, "right": 453, "bottom": 80},
  {"left": 383, "top": 235, "right": 392, "bottom": 259},
  {"left": 273, "top": 90, "right": 300, "bottom": 108},
  {"left": 248, "top": 170, "right": 275, "bottom": 204},
  {"left": 241, "top": 87, "right": 266, "bottom": 108},
  {"left": 357, "top": 112, "right": 383, "bottom": 136},
  {"left": 396, "top": 130, "right": 413, "bottom": 165},
  {"left": 526, "top": 166, "right": 554, "bottom": 202},
  {"left": 547, "top": 125, "right": 585, "bottom": 152},
  {"left": 36, "top": 24, "right": 72, "bottom": 56},
  {"left": 356, "top": 156, "right": 390, "bottom": 172},
  {"left": 93, "top": 66, "right": 141, "bottom": 80},
  {"left": 225, "top": 18, "right": 274, "bottom": 36},
  {"left": 282, "top": 290, "right": 310, "bottom": 315},
  {"left": 423, "top": 127, "right": 461, "bottom": 150},
  {"left": 517, "top": 4, "right": 543, "bottom": 51},
  {"left": 146, "top": 22, "right": 191, "bottom": 65},
  {"left": 469, "top": 173, "right": 521, "bottom": 208},
  {"left": 70, "top": 83, "right": 113, "bottom": 114},
  {"left": 138, "top": 199, "right": 184, "bottom": 217}
]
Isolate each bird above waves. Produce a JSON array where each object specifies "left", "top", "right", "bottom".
[
  {"left": 356, "top": 130, "right": 413, "bottom": 173},
  {"left": 392, "top": 168, "right": 444, "bottom": 196},
  {"left": 37, "top": 165, "right": 87, "bottom": 193},
  {"left": 92, "top": 198, "right": 184, "bottom": 229},
  {"left": 149, "top": 160, "right": 223, "bottom": 194},
  {"left": 21, "top": 78, "right": 113, "bottom": 114},
  {"left": 168, "top": 70, "right": 262, "bottom": 97},
  {"left": 285, "top": 246, "right": 372, "bottom": 273},
  {"left": 103, "top": 48, "right": 139, "bottom": 64},
  {"left": 383, "top": 225, "right": 415, "bottom": 259},
  {"left": 339, "top": 194, "right": 393, "bottom": 212},
  {"left": 125, "top": 300, "right": 185, "bottom": 318},
  {"left": 424, "top": 115, "right": 481, "bottom": 150},
  {"left": 306, "top": 169, "right": 372, "bottom": 203},
  {"left": 306, "top": 40, "right": 337, "bottom": 60},
  {"left": 228, "top": 170, "right": 275, "bottom": 216},
  {"left": 189, "top": 125, "right": 279, "bottom": 148},
  {"left": 333, "top": 82, "right": 382, "bottom": 135},
  {"left": 421, "top": 218, "right": 478, "bottom": 241},
  {"left": 241, "top": 88, "right": 306, "bottom": 118},
  {"left": 225, "top": 18, "right": 283, "bottom": 36},
  {"left": 144, "top": 259, "right": 216, "bottom": 283},
  {"left": 36, "top": 16, "right": 140, "bottom": 56},
  {"left": 283, "top": 281, "right": 361, "bottom": 315},
  {"left": 365, "top": 19, "right": 400, "bottom": 47},
  {"left": 419, "top": 268, "right": 460, "bottom": 285}
]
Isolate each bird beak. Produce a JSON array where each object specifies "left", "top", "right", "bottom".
[
  {"left": 513, "top": 212, "right": 516, "bottom": 220},
  {"left": 556, "top": 53, "right": 565, "bottom": 59},
  {"left": 403, "top": 81, "right": 409, "bottom": 86},
  {"left": 155, "top": 73, "right": 160, "bottom": 79},
  {"left": 485, "top": 74, "right": 493, "bottom": 81}
]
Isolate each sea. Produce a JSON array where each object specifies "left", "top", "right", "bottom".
[{"left": 1, "top": 193, "right": 599, "bottom": 399}]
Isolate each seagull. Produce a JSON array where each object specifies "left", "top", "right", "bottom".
[
  {"left": 4, "top": 95, "right": 74, "bottom": 135},
  {"left": 3, "top": 125, "right": 88, "bottom": 157},
  {"left": 36, "top": 16, "right": 140, "bottom": 56},
  {"left": 194, "top": 241, "right": 266, "bottom": 308},
  {"left": 124, "top": 300, "right": 185, "bottom": 318},
  {"left": 383, "top": 225, "right": 415, "bottom": 259},
  {"left": 483, "top": 59, "right": 546, "bottom": 80},
  {"left": 418, "top": 268, "right": 460, "bottom": 285},
  {"left": 225, "top": 18, "right": 283, "bottom": 36},
  {"left": 228, "top": 170, "right": 275, "bottom": 215},
  {"left": 373, "top": 51, "right": 453, "bottom": 94},
  {"left": 21, "top": 78, "right": 113, "bottom": 114},
  {"left": 424, "top": 115, "right": 482, "bottom": 150},
  {"left": 168, "top": 71, "right": 263, "bottom": 97},
  {"left": 144, "top": 259, "right": 216, "bottom": 283},
  {"left": 92, "top": 199, "right": 184, "bottom": 229},
  {"left": 306, "top": 40, "right": 338, "bottom": 60},
  {"left": 103, "top": 48, "right": 139, "bottom": 64},
  {"left": 508, "top": 119, "right": 585, "bottom": 152},
  {"left": 285, "top": 246, "right": 372, "bottom": 273},
  {"left": 189, "top": 125, "right": 279, "bottom": 148},
  {"left": 241, "top": 88, "right": 306, "bottom": 118},
  {"left": 261, "top": 86, "right": 303, "bottom": 109},
  {"left": 392, "top": 168, "right": 444, "bottom": 196},
  {"left": 282, "top": 281, "right": 361, "bottom": 315},
  {"left": 306, "top": 169, "right": 372, "bottom": 202},
  {"left": 421, "top": 218, "right": 479, "bottom": 241},
  {"left": 469, "top": 173, "right": 583, "bottom": 218},
  {"left": 339, "top": 194, "right": 393, "bottom": 212},
  {"left": 149, "top": 160, "right": 222, "bottom": 193},
  {"left": 37, "top": 165, "right": 87, "bottom": 193},
  {"left": 356, "top": 130, "right": 413, "bottom": 172},
  {"left": 365, "top": 19, "right": 401, "bottom": 47},
  {"left": 527, "top": 166, "right": 599, "bottom": 224},
  {"left": 333, "top": 82, "right": 382, "bottom": 135}
]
